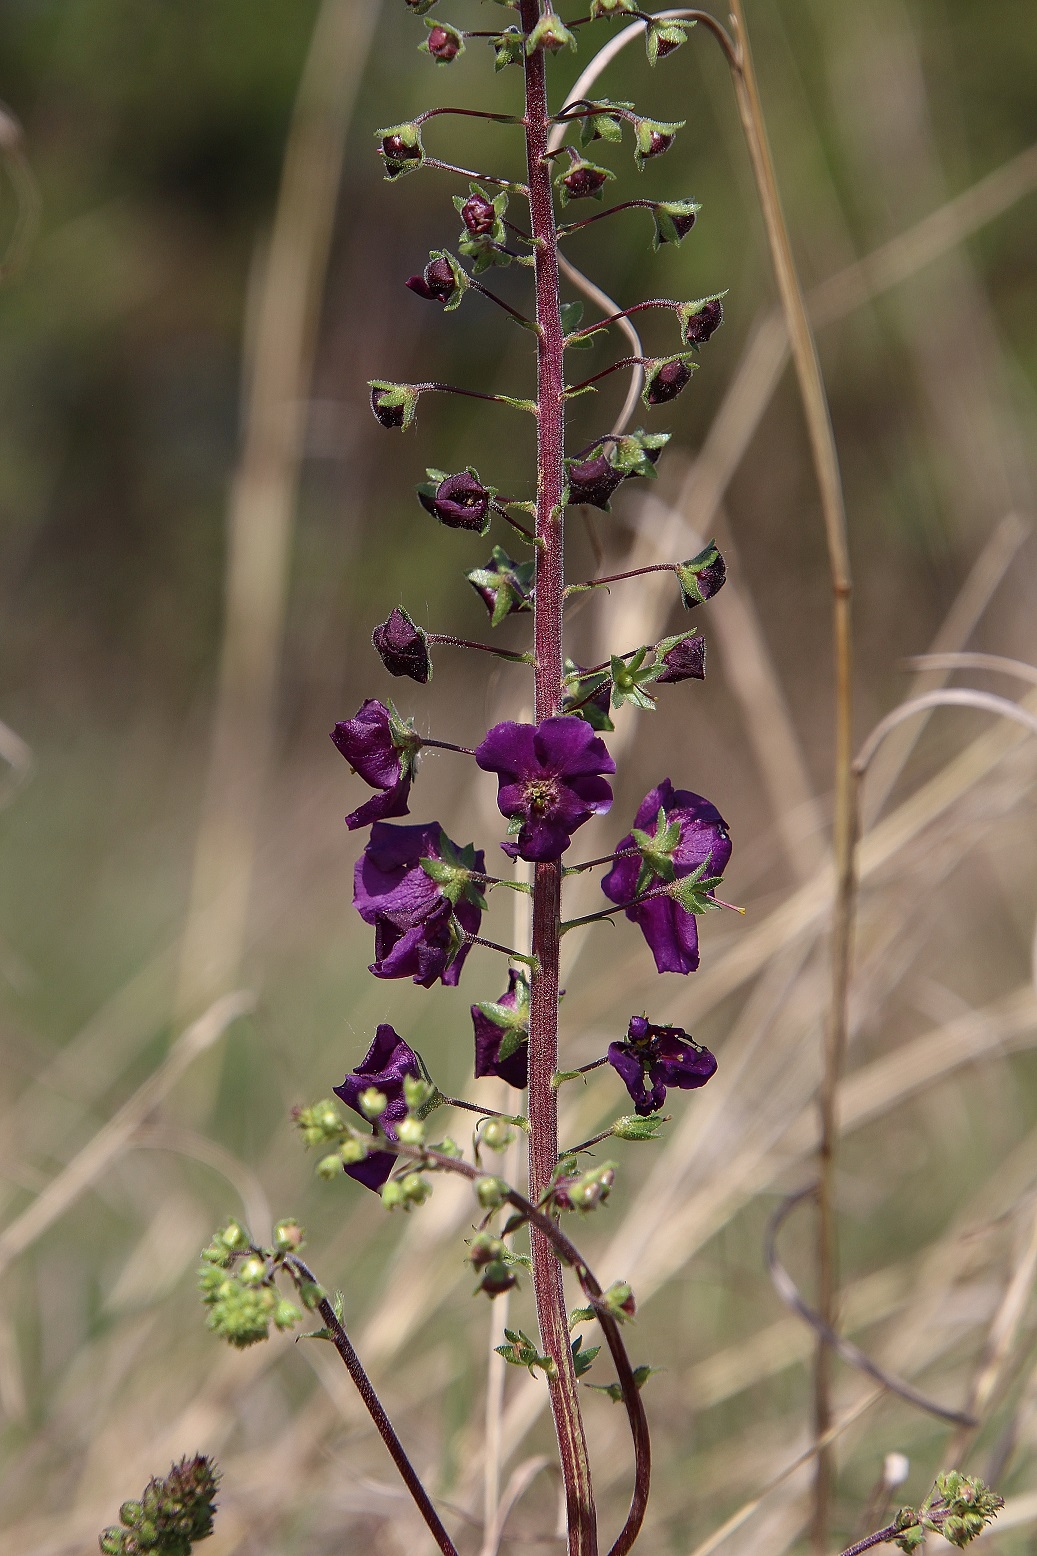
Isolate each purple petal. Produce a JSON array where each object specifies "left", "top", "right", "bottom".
[
  {"left": 345, "top": 777, "right": 412, "bottom": 831},
  {"left": 532, "top": 716, "right": 616, "bottom": 778},
  {"left": 475, "top": 722, "right": 539, "bottom": 781},
  {"left": 331, "top": 700, "right": 401, "bottom": 790},
  {"left": 607, "top": 1041, "right": 653, "bottom": 1112}
]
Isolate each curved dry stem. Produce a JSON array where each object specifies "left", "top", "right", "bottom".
[
  {"left": 0, "top": 104, "right": 41, "bottom": 283},
  {"left": 855, "top": 689, "right": 1037, "bottom": 775},
  {"left": 902, "top": 651, "right": 1037, "bottom": 688},
  {"left": 765, "top": 1188, "right": 976, "bottom": 1429}
]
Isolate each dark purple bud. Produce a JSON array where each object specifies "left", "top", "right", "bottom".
[
  {"left": 671, "top": 208, "right": 697, "bottom": 239},
  {"left": 406, "top": 255, "right": 457, "bottom": 303},
  {"left": 607, "top": 1014, "right": 717, "bottom": 1115},
  {"left": 684, "top": 298, "right": 724, "bottom": 346},
  {"left": 561, "top": 164, "right": 611, "bottom": 201},
  {"left": 419, "top": 470, "right": 492, "bottom": 532},
  {"left": 655, "top": 33, "right": 682, "bottom": 57},
  {"left": 382, "top": 132, "right": 421, "bottom": 167},
  {"left": 427, "top": 23, "right": 461, "bottom": 61},
  {"left": 476, "top": 1261, "right": 518, "bottom": 1298},
  {"left": 647, "top": 130, "right": 675, "bottom": 158},
  {"left": 676, "top": 541, "right": 726, "bottom": 608},
  {"left": 371, "top": 386, "right": 406, "bottom": 428},
  {"left": 645, "top": 358, "right": 693, "bottom": 405},
  {"left": 566, "top": 449, "right": 625, "bottom": 511},
  {"left": 461, "top": 191, "right": 497, "bottom": 236},
  {"left": 656, "top": 633, "right": 705, "bottom": 684},
  {"left": 372, "top": 607, "right": 431, "bottom": 683}
]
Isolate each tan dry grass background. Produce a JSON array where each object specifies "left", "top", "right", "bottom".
[{"left": 0, "top": 0, "right": 1036, "bottom": 1552}]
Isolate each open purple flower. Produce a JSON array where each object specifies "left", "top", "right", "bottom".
[
  {"left": 608, "top": 1015, "right": 717, "bottom": 1115},
  {"left": 333, "top": 1025, "right": 421, "bottom": 1190},
  {"left": 354, "top": 821, "right": 484, "bottom": 986},
  {"left": 472, "top": 968, "right": 529, "bottom": 1089},
  {"left": 418, "top": 469, "right": 492, "bottom": 533},
  {"left": 331, "top": 699, "right": 422, "bottom": 831},
  {"left": 601, "top": 778, "right": 731, "bottom": 974},
  {"left": 475, "top": 716, "right": 616, "bottom": 862}
]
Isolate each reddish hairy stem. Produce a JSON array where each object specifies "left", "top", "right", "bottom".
[{"left": 521, "top": 9, "right": 599, "bottom": 1554}]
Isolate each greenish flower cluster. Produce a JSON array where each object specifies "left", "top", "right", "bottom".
[
  {"left": 895, "top": 1473, "right": 1004, "bottom": 1551},
  {"left": 98, "top": 1456, "right": 220, "bottom": 1555},
  {"left": 197, "top": 1220, "right": 306, "bottom": 1349}
]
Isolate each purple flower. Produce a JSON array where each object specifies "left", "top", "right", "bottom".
[
  {"left": 406, "top": 255, "right": 459, "bottom": 304},
  {"left": 607, "top": 1015, "right": 717, "bottom": 1115},
  {"left": 472, "top": 968, "right": 529, "bottom": 1089},
  {"left": 475, "top": 717, "right": 616, "bottom": 862},
  {"left": 655, "top": 633, "right": 705, "bottom": 685},
  {"left": 602, "top": 779, "right": 731, "bottom": 974},
  {"left": 333, "top": 1025, "right": 421, "bottom": 1190},
  {"left": 331, "top": 699, "right": 421, "bottom": 831},
  {"left": 418, "top": 469, "right": 492, "bottom": 532},
  {"left": 354, "top": 821, "right": 484, "bottom": 986},
  {"left": 566, "top": 448, "right": 626, "bottom": 511},
  {"left": 372, "top": 607, "right": 431, "bottom": 682}
]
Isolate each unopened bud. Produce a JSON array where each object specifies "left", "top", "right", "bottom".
[
  {"left": 401, "top": 1172, "right": 431, "bottom": 1205},
  {"left": 381, "top": 1179, "right": 407, "bottom": 1210},
  {"left": 397, "top": 1115, "right": 425, "bottom": 1145},
  {"left": 558, "top": 161, "right": 613, "bottom": 203},
  {"left": 425, "top": 21, "right": 463, "bottom": 62},
  {"left": 476, "top": 1175, "right": 508, "bottom": 1209},
  {"left": 477, "top": 1259, "right": 519, "bottom": 1297},
  {"left": 99, "top": 1530, "right": 125, "bottom": 1554},
  {"left": 358, "top": 1087, "right": 389, "bottom": 1120},
  {"left": 119, "top": 1502, "right": 142, "bottom": 1527},
  {"left": 371, "top": 608, "right": 431, "bottom": 682},
  {"left": 317, "top": 1152, "right": 343, "bottom": 1181},
  {"left": 461, "top": 191, "right": 496, "bottom": 235},
  {"left": 682, "top": 297, "right": 725, "bottom": 346},
  {"left": 469, "top": 1233, "right": 505, "bottom": 1268},
  {"left": 481, "top": 1118, "right": 516, "bottom": 1151},
  {"left": 273, "top": 1219, "right": 304, "bottom": 1253},
  {"left": 238, "top": 1256, "right": 267, "bottom": 1286},
  {"left": 644, "top": 356, "right": 694, "bottom": 406}
]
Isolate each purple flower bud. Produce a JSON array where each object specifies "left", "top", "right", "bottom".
[
  {"left": 683, "top": 298, "right": 724, "bottom": 346},
  {"left": 607, "top": 1015, "right": 717, "bottom": 1115},
  {"left": 654, "top": 31, "right": 683, "bottom": 57},
  {"left": 476, "top": 1261, "right": 519, "bottom": 1298},
  {"left": 676, "top": 541, "right": 727, "bottom": 607},
  {"left": 645, "top": 358, "right": 693, "bottom": 405},
  {"left": 354, "top": 821, "right": 484, "bottom": 986},
  {"left": 656, "top": 633, "right": 705, "bottom": 684},
  {"left": 371, "top": 385, "right": 406, "bottom": 428},
  {"left": 670, "top": 208, "right": 697, "bottom": 238},
  {"left": 647, "top": 129, "right": 675, "bottom": 158},
  {"left": 333, "top": 1025, "right": 421, "bottom": 1190},
  {"left": 419, "top": 469, "right": 492, "bottom": 532},
  {"left": 461, "top": 191, "right": 497, "bottom": 236},
  {"left": 378, "top": 123, "right": 425, "bottom": 179},
  {"left": 566, "top": 448, "right": 626, "bottom": 511},
  {"left": 602, "top": 779, "right": 732, "bottom": 974},
  {"left": 559, "top": 162, "right": 613, "bottom": 202},
  {"left": 475, "top": 716, "right": 616, "bottom": 862},
  {"left": 372, "top": 607, "right": 431, "bottom": 683},
  {"left": 406, "top": 255, "right": 458, "bottom": 303},
  {"left": 426, "top": 23, "right": 461, "bottom": 61}
]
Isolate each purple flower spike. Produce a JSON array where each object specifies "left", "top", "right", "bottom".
[
  {"left": 602, "top": 779, "right": 731, "bottom": 974},
  {"left": 333, "top": 1025, "right": 421, "bottom": 1190},
  {"left": 608, "top": 1015, "right": 716, "bottom": 1115},
  {"left": 331, "top": 699, "right": 422, "bottom": 831},
  {"left": 472, "top": 968, "right": 530, "bottom": 1089},
  {"left": 475, "top": 716, "right": 616, "bottom": 862},
  {"left": 354, "top": 821, "right": 484, "bottom": 986},
  {"left": 372, "top": 607, "right": 431, "bottom": 682}
]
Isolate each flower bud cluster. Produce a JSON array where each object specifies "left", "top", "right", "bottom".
[
  {"left": 98, "top": 1456, "right": 220, "bottom": 1556},
  {"left": 197, "top": 1222, "right": 303, "bottom": 1349},
  {"left": 550, "top": 1160, "right": 617, "bottom": 1213},
  {"left": 894, "top": 1473, "right": 1004, "bottom": 1552}
]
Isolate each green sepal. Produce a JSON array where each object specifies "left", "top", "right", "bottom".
[
  {"left": 491, "top": 27, "right": 525, "bottom": 70},
  {"left": 589, "top": 0, "right": 638, "bottom": 14},
  {"left": 384, "top": 700, "right": 423, "bottom": 778},
  {"left": 611, "top": 1112, "right": 669, "bottom": 1141},
  {"left": 376, "top": 121, "right": 425, "bottom": 180},
  {"left": 404, "top": 0, "right": 439, "bottom": 13},
  {"left": 560, "top": 300, "right": 585, "bottom": 332},
  {"left": 676, "top": 539, "right": 725, "bottom": 606},
  {"left": 609, "top": 428, "right": 671, "bottom": 477},
  {"left": 651, "top": 198, "right": 701, "bottom": 249},
  {"left": 467, "top": 545, "right": 536, "bottom": 626},
  {"left": 669, "top": 857, "right": 725, "bottom": 915},
  {"left": 403, "top": 1074, "right": 443, "bottom": 1119},
  {"left": 495, "top": 1327, "right": 558, "bottom": 1378},
  {"left": 588, "top": 1364, "right": 661, "bottom": 1401},
  {"left": 526, "top": 14, "right": 577, "bottom": 53},
  {"left": 631, "top": 806, "right": 682, "bottom": 895},
  {"left": 568, "top": 1303, "right": 596, "bottom": 1327},
  {"left": 420, "top": 17, "right": 465, "bottom": 62},
  {"left": 561, "top": 659, "right": 614, "bottom": 730},
  {"left": 555, "top": 158, "right": 616, "bottom": 206},
  {"left": 645, "top": 18, "right": 691, "bottom": 64},
  {"left": 571, "top": 1335, "right": 601, "bottom": 1377},
  {"left": 369, "top": 379, "right": 421, "bottom": 430},
  {"left": 420, "top": 832, "right": 487, "bottom": 909},
  {"left": 610, "top": 648, "right": 663, "bottom": 711},
  {"left": 454, "top": 184, "right": 511, "bottom": 271},
  {"left": 578, "top": 98, "right": 632, "bottom": 146},
  {"left": 633, "top": 117, "right": 685, "bottom": 171}
]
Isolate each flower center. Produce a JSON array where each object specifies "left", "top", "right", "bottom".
[{"left": 524, "top": 776, "right": 558, "bottom": 816}]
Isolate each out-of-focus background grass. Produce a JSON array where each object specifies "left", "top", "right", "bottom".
[{"left": 1, "top": 1, "right": 1036, "bottom": 1551}]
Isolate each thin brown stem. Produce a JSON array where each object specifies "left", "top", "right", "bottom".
[
  {"left": 426, "top": 633, "right": 533, "bottom": 664},
  {"left": 566, "top": 564, "right": 675, "bottom": 595},
  {"left": 724, "top": 6, "right": 856, "bottom": 1546},
  {"left": 836, "top": 1526, "right": 900, "bottom": 1556},
  {"left": 284, "top": 1255, "right": 459, "bottom": 1556}
]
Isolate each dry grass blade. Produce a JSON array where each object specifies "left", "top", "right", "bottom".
[
  {"left": 855, "top": 689, "right": 1037, "bottom": 774},
  {"left": 0, "top": 101, "right": 40, "bottom": 283},
  {"left": 903, "top": 651, "right": 1037, "bottom": 688},
  {"left": 0, "top": 990, "right": 252, "bottom": 1279},
  {"left": 174, "top": 0, "right": 383, "bottom": 1022},
  {"left": 0, "top": 717, "right": 32, "bottom": 809}
]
